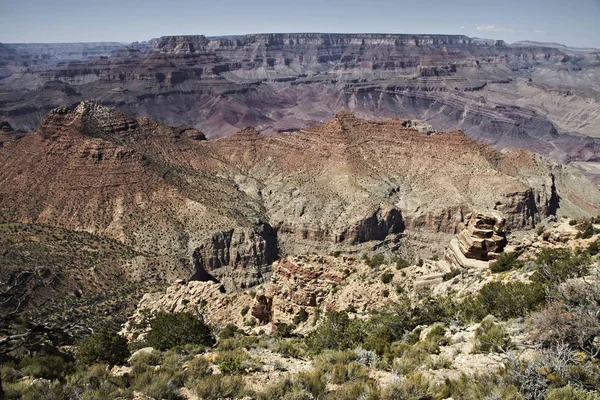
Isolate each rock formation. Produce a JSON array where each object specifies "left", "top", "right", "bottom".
[
  {"left": 1, "top": 34, "right": 600, "bottom": 168},
  {"left": 0, "top": 104, "right": 599, "bottom": 290},
  {"left": 444, "top": 210, "right": 508, "bottom": 269}
]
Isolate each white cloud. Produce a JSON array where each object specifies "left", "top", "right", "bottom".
[
  {"left": 476, "top": 24, "right": 518, "bottom": 33},
  {"left": 534, "top": 30, "right": 545, "bottom": 34},
  {"left": 460, "top": 26, "right": 465, "bottom": 30}
]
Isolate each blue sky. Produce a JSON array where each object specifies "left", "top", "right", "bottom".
[{"left": 2, "top": 0, "right": 600, "bottom": 48}]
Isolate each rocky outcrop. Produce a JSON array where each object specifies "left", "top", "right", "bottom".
[
  {"left": 192, "top": 224, "right": 279, "bottom": 292},
  {"left": 444, "top": 210, "right": 507, "bottom": 269},
  {"left": 1, "top": 104, "right": 600, "bottom": 291},
  {"left": 3, "top": 33, "right": 600, "bottom": 167}
]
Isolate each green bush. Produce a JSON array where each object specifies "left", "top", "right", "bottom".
[
  {"left": 327, "top": 381, "right": 380, "bottom": 400},
  {"left": 77, "top": 329, "right": 130, "bottom": 366},
  {"left": 437, "top": 373, "right": 523, "bottom": 400},
  {"left": 216, "top": 349, "right": 260, "bottom": 374},
  {"left": 19, "top": 355, "right": 73, "bottom": 381},
  {"left": 587, "top": 239, "right": 600, "bottom": 255},
  {"left": 219, "top": 323, "right": 241, "bottom": 340},
  {"left": 275, "top": 339, "right": 304, "bottom": 358},
  {"left": 459, "top": 281, "right": 545, "bottom": 321},
  {"left": 305, "top": 311, "right": 365, "bottom": 352},
  {"left": 240, "top": 305, "right": 250, "bottom": 316},
  {"left": 533, "top": 248, "right": 590, "bottom": 285},
  {"left": 381, "top": 272, "right": 394, "bottom": 284},
  {"left": 363, "top": 254, "right": 385, "bottom": 268},
  {"left": 392, "top": 344, "right": 432, "bottom": 375},
  {"left": 146, "top": 312, "right": 215, "bottom": 351},
  {"left": 490, "top": 251, "right": 523, "bottom": 273},
  {"left": 296, "top": 369, "right": 326, "bottom": 399},
  {"left": 425, "top": 324, "right": 449, "bottom": 345},
  {"left": 131, "top": 370, "right": 184, "bottom": 400},
  {"left": 275, "top": 323, "right": 296, "bottom": 338},
  {"left": 546, "top": 386, "right": 600, "bottom": 400},
  {"left": 382, "top": 373, "right": 430, "bottom": 400},
  {"left": 474, "top": 315, "right": 514, "bottom": 353},
  {"left": 130, "top": 349, "right": 162, "bottom": 373},
  {"left": 576, "top": 221, "right": 597, "bottom": 239},
  {"left": 395, "top": 257, "right": 410, "bottom": 270},
  {"left": 184, "top": 356, "right": 212, "bottom": 388}
]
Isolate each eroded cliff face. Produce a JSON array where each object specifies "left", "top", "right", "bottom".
[
  {"left": 0, "top": 104, "right": 598, "bottom": 290},
  {"left": 2, "top": 34, "right": 600, "bottom": 166}
]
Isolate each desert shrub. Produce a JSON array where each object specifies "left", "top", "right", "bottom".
[
  {"left": 240, "top": 305, "right": 250, "bottom": 316},
  {"left": 546, "top": 386, "right": 600, "bottom": 400},
  {"left": 569, "top": 219, "right": 578, "bottom": 226},
  {"left": 587, "top": 239, "right": 600, "bottom": 255},
  {"left": 217, "top": 349, "right": 247, "bottom": 375},
  {"left": 257, "top": 376, "right": 295, "bottom": 400},
  {"left": 395, "top": 257, "right": 410, "bottom": 270},
  {"left": 183, "top": 356, "right": 212, "bottom": 388},
  {"left": 474, "top": 315, "right": 514, "bottom": 353},
  {"left": 305, "top": 311, "right": 365, "bottom": 352},
  {"left": 219, "top": 323, "right": 242, "bottom": 340},
  {"left": 131, "top": 370, "right": 184, "bottom": 400},
  {"left": 145, "top": 311, "right": 215, "bottom": 351},
  {"left": 392, "top": 344, "right": 433, "bottom": 375},
  {"left": 293, "top": 308, "right": 309, "bottom": 325},
  {"left": 347, "top": 362, "right": 370, "bottom": 381},
  {"left": 490, "top": 251, "right": 524, "bottom": 273},
  {"left": 130, "top": 349, "right": 161, "bottom": 373},
  {"left": 331, "top": 362, "right": 348, "bottom": 384},
  {"left": 195, "top": 374, "right": 247, "bottom": 400},
  {"left": 0, "top": 363, "right": 21, "bottom": 385},
  {"left": 216, "top": 349, "right": 260, "bottom": 374},
  {"left": 275, "top": 322, "right": 296, "bottom": 338},
  {"left": 363, "top": 254, "right": 385, "bottom": 268},
  {"left": 295, "top": 369, "right": 326, "bottom": 399},
  {"left": 425, "top": 323, "right": 448, "bottom": 345},
  {"left": 217, "top": 335, "right": 259, "bottom": 351},
  {"left": 313, "top": 350, "right": 356, "bottom": 373},
  {"left": 504, "top": 342, "right": 600, "bottom": 399},
  {"left": 528, "top": 276, "right": 600, "bottom": 358},
  {"left": 460, "top": 281, "right": 545, "bottom": 321},
  {"left": 258, "top": 374, "right": 327, "bottom": 400},
  {"left": 354, "top": 346, "right": 379, "bottom": 367},
  {"left": 21, "top": 379, "right": 65, "bottom": 400},
  {"left": 63, "top": 364, "right": 130, "bottom": 400},
  {"left": 275, "top": 338, "right": 305, "bottom": 358},
  {"left": 358, "top": 295, "right": 455, "bottom": 356},
  {"left": 533, "top": 248, "right": 590, "bottom": 285},
  {"left": 381, "top": 272, "right": 394, "bottom": 284},
  {"left": 437, "top": 373, "right": 523, "bottom": 400},
  {"left": 77, "top": 329, "right": 130, "bottom": 366},
  {"left": 576, "top": 221, "right": 597, "bottom": 239},
  {"left": 382, "top": 373, "right": 431, "bottom": 400},
  {"left": 19, "top": 355, "right": 73, "bottom": 381},
  {"left": 327, "top": 381, "right": 380, "bottom": 400}
]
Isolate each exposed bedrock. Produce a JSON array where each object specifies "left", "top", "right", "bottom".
[
  {"left": 2, "top": 33, "right": 600, "bottom": 167},
  {"left": 1, "top": 104, "right": 599, "bottom": 291},
  {"left": 192, "top": 224, "right": 279, "bottom": 292}
]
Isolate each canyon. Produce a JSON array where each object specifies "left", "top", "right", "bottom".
[
  {"left": 1, "top": 34, "right": 599, "bottom": 169},
  {"left": 1, "top": 102, "right": 599, "bottom": 296}
]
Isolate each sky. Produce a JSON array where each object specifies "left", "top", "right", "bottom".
[{"left": 2, "top": 0, "right": 600, "bottom": 48}]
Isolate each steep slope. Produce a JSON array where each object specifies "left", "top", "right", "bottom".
[
  {"left": 0, "top": 103, "right": 598, "bottom": 291},
  {"left": 2, "top": 33, "right": 600, "bottom": 165}
]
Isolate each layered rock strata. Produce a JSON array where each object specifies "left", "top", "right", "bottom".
[{"left": 1, "top": 104, "right": 599, "bottom": 290}]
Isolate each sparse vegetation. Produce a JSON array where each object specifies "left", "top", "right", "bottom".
[{"left": 145, "top": 311, "right": 215, "bottom": 351}]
